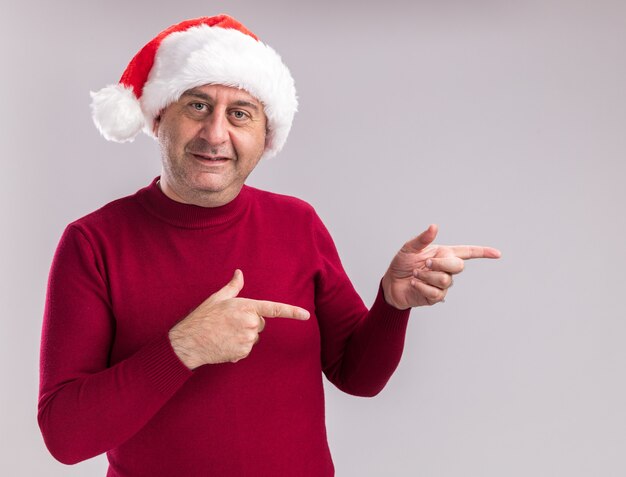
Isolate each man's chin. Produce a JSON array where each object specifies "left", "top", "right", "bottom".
[{"left": 186, "top": 175, "right": 241, "bottom": 198}]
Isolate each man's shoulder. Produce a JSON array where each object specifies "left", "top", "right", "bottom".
[
  {"left": 66, "top": 185, "right": 147, "bottom": 233},
  {"left": 247, "top": 186, "right": 317, "bottom": 217}
]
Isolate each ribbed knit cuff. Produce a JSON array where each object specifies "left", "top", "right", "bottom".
[
  {"left": 369, "top": 282, "right": 411, "bottom": 334},
  {"left": 136, "top": 333, "right": 193, "bottom": 397}
]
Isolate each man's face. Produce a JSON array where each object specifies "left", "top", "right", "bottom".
[{"left": 154, "top": 84, "right": 267, "bottom": 206}]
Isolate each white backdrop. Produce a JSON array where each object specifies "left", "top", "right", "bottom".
[{"left": 1, "top": 1, "right": 625, "bottom": 475}]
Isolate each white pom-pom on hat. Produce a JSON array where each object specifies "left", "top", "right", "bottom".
[
  {"left": 89, "top": 15, "right": 297, "bottom": 159},
  {"left": 90, "top": 84, "right": 145, "bottom": 143}
]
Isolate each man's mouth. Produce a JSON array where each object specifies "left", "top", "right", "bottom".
[{"left": 189, "top": 152, "right": 232, "bottom": 162}]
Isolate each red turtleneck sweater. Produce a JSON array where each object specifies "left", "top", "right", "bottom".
[{"left": 39, "top": 178, "right": 410, "bottom": 476}]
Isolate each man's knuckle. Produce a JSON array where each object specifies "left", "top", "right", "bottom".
[{"left": 267, "top": 303, "right": 280, "bottom": 317}]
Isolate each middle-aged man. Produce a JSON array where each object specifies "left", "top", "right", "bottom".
[{"left": 39, "top": 15, "right": 501, "bottom": 476}]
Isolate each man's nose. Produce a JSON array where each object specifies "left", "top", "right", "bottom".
[{"left": 199, "top": 111, "right": 229, "bottom": 145}]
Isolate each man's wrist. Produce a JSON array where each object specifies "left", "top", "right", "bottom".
[
  {"left": 381, "top": 273, "right": 406, "bottom": 310},
  {"left": 168, "top": 328, "right": 200, "bottom": 370}
]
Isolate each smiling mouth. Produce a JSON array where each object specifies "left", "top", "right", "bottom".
[{"left": 190, "top": 153, "right": 233, "bottom": 162}]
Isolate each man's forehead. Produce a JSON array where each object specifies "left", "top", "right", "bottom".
[{"left": 181, "top": 85, "right": 263, "bottom": 110}]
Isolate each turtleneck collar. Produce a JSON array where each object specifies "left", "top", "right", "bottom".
[{"left": 136, "top": 177, "right": 252, "bottom": 229}]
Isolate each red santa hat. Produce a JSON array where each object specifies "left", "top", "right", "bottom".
[{"left": 90, "top": 14, "right": 297, "bottom": 159}]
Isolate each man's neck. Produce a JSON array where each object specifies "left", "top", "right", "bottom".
[{"left": 157, "top": 177, "right": 241, "bottom": 208}]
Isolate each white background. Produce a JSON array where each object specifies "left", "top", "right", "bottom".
[{"left": 1, "top": 0, "right": 625, "bottom": 475}]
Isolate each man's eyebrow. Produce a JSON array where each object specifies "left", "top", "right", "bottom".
[
  {"left": 181, "top": 89, "right": 212, "bottom": 101},
  {"left": 180, "top": 89, "right": 261, "bottom": 111},
  {"left": 232, "top": 100, "right": 260, "bottom": 111}
]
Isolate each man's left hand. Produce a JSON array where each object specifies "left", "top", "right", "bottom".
[{"left": 381, "top": 224, "right": 501, "bottom": 310}]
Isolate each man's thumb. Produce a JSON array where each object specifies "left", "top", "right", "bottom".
[
  {"left": 404, "top": 224, "right": 438, "bottom": 253},
  {"left": 209, "top": 269, "right": 244, "bottom": 302}
]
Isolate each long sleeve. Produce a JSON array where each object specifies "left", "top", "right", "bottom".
[
  {"left": 38, "top": 225, "right": 192, "bottom": 464},
  {"left": 312, "top": 214, "right": 411, "bottom": 397}
]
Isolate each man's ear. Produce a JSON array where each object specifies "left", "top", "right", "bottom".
[{"left": 152, "top": 114, "right": 161, "bottom": 137}]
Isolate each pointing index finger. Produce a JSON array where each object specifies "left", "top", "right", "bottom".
[
  {"left": 449, "top": 245, "right": 502, "bottom": 260},
  {"left": 251, "top": 300, "right": 310, "bottom": 320}
]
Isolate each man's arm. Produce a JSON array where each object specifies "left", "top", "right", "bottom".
[
  {"left": 313, "top": 220, "right": 500, "bottom": 397},
  {"left": 38, "top": 225, "right": 193, "bottom": 464}
]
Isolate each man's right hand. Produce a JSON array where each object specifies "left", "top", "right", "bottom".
[{"left": 168, "top": 269, "right": 310, "bottom": 370}]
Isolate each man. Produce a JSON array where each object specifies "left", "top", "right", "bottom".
[{"left": 38, "top": 15, "right": 500, "bottom": 476}]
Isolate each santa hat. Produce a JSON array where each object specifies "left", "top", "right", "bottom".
[{"left": 90, "top": 14, "right": 297, "bottom": 159}]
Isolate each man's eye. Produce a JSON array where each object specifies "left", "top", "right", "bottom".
[
  {"left": 191, "top": 103, "right": 206, "bottom": 111},
  {"left": 231, "top": 110, "right": 247, "bottom": 120}
]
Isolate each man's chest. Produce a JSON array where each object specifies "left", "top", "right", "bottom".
[{"left": 100, "top": 223, "right": 320, "bottom": 364}]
